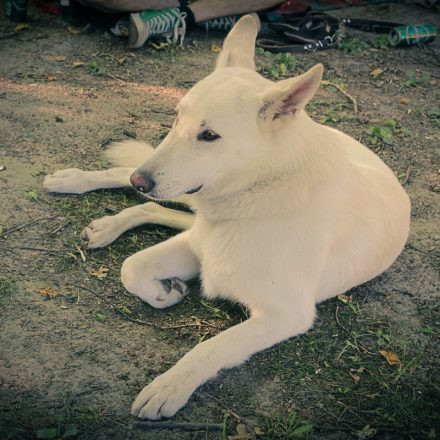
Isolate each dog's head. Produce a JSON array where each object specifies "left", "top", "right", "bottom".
[{"left": 131, "top": 15, "right": 323, "bottom": 200}]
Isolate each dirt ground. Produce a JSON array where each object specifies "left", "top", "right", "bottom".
[{"left": 1, "top": 3, "right": 439, "bottom": 440}]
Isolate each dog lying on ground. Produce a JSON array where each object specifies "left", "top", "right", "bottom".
[{"left": 43, "top": 15, "right": 410, "bottom": 420}]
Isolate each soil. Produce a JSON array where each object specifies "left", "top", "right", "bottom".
[{"left": 0, "top": 3, "right": 439, "bottom": 440}]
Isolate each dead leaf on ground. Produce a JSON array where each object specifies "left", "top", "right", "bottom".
[
  {"left": 350, "top": 372, "right": 361, "bottom": 384},
  {"left": 91, "top": 266, "right": 109, "bottom": 279},
  {"left": 15, "top": 23, "right": 32, "bottom": 32},
  {"left": 399, "top": 97, "right": 411, "bottom": 105},
  {"left": 38, "top": 287, "right": 58, "bottom": 299},
  {"left": 54, "top": 56, "right": 66, "bottom": 62},
  {"left": 379, "top": 350, "right": 400, "bottom": 365},
  {"left": 67, "top": 26, "right": 81, "bottom": 35},
  {"left": 47, "top": 73, "right": 56, "bottom": 81},
  {"left": 370, "top": 68, "right": 384, "bottom": 77},
  {"left": 228, "top": 423, "right": 252, "bottom": 440},
  {"left": 338, "top": 294, "right": 352, "bottom": 304},
  {"left": 211, "top": 44, "right": 222, "bottom": 53},
  {"left": 117, "top": 57, "right": 126, "bottom": 65},
  {"left": 72, "top": 61, "right": 85, "bottom": 68}
]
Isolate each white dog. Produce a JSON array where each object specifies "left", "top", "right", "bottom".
[{"left": 43, "top": 15, "right": 410, "bottom": 420}]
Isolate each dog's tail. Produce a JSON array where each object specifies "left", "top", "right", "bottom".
[{"left": 104, "top": 140, "right": 155, "bottom": 168}]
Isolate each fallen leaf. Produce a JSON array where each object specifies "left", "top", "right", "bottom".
[
  {"left": 96, "top": 313, "right": 107, "bottom": 323},
  {"left": 47, "top": 73, "right": 56, "bottom": 81},
  {"left": 60, "top": 304, "right": 69, "bottom": 309},
  {"left": 15, "top": 23, "right": 32, "bottom": 32},
  {"left": 399, "top": 97, "right": 411, "bottom": 105},
  {"left": 54, "top": 56, "right": 66, "bottom": 62},
  {"left": 228, "top": 423, "right": 252, "bottom": 440},
  {"left": 350, "top": 372, "right": 361, "bottom": 384},
  {"left": 379, "top": 350, "right": 400, "bottom": 365},
  {"left": 338, "top": 294, "right": 352, "bottom": 304},
  {"left": 72, "top": 61, "right": 85, "bottom": 68},
  {"left": 67, "top": 26, "right": 81, "bottom": 35},
  {"left": 370, "top": 68, "right": 384, "bottom": 77},
  {"left": 117, "top": 57, "right": 126, "bottom": 65},
  {"left": 254, "top": 426, "right": 264, "bottom": 435},
  {"left": 211, "top": 44, "right": 222, "bottom": 53},
  {"left": 91, "top": 266, "right": 109, "bottom": 279},
  {"left": 38, "top": 287, "right": 58, "bottom": 299}
]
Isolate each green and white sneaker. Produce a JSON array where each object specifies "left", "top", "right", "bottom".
[
  {"left": 198, "top": 15, "right": 239, "bottom": 32},
  {"left": 129, "top": 7, "right": 187, "bottom": 49}
]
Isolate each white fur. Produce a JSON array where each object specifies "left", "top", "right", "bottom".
[{"left": 43, "top": 15, "right": 410, "bottom": 421}]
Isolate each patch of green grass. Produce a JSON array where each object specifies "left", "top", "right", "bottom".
[
  {"left": 403, "top": 71, "right": 430, "bottom": 88},
  {"left": 0, "top": 393, "right": 117, "bottom": 440},
  {"left": 338, "top": 37, "right": 369, "bottom": 54},
  {"left": 257, "top": 50, "right": 302, "bottom": 80},
  {"left": 365, "top": 118, "right": 412, "bottom": 147},
  {"left": 259, "top": 413, "right": 313, "bottom": 439},
  {"left": 0, "top": 276, "right": 16, "bottom": 297},
  {"left": 255, "top": 295, "right": 440, "bottom": 437},
  {"left": 369, "top": 35, "right": 390, "bottom": 49},
  {"left": 25, "top": 187, "right": 41, "bottom": 202},
  {"left": 426, "top": 107, "right": 440, "bottom": 128}
]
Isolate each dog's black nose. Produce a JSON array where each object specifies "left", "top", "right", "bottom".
[{"left": 130, "top": 172, "right": 155, "bottom": 193}]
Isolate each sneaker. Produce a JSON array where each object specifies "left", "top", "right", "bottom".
[
  {"left": 110, "top": 18, "right": 129, "bottom": 37},
  {"left": 198, "top": 15, "right": 239, "bottom": 32},
  {"left": 128, "top": 7, "right": 186, "bottom": 49}
]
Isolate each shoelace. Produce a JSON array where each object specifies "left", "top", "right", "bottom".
[
  {"left": 172, "top": 11, "right": 187, "bottom": 45},
  {"left": 202, "top": 15, "right": 237, "bottom": 32}
]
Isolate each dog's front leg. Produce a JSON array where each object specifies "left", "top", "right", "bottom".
[
  {"left": 131, "top": 303, "right": 315, "bottom": 419},
  {"left": 43, "top": 167, "right": 135, "bottom": 194},
  {"left": 82, "top": 202, "right": 195, "bottom": 248}
]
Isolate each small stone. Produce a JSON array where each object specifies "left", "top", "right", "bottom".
[{"left": 55, "top": 116, "right": 64, "bottom": 122}]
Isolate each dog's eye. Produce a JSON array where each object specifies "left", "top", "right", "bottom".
[{"left": 197, "top": 129, "right": 221, "bottom": 142}]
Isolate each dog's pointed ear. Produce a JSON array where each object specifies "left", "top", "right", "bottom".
[
  {"left": 215, "top": 14, "right": 259, "bottom": 71},
  {"left": 258, "top": 64, "right": 324, "bottom": 122}
]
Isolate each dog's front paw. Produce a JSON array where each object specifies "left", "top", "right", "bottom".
[
  {"left": 43, "top": 169, "right": 92, "bottom": 194},
  {"left": 131, "top": 368, "right": 195, "bottom": 420},
  {"left": 81, "top": 216, "right": 122, "bottom": 249}
]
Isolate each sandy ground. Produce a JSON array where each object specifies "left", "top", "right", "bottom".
[{"left": 0, "top": 3, "right": 439, "bottom": 440}]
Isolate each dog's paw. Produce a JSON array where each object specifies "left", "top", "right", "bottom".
[
  {"left": 121, "top": 257, "right": 188, "bottom": 309},
  {"left": 81, "top": 216, "right": 122, "bottom": 249},
  {"left": 43, "top": 169, "right": 92, "bottom": 194},
  {"left": 131, "top": 367, "right": 194, "bottom": 419}
]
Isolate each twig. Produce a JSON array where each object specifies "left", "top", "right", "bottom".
[
  {"left": 131, "top": 421, "right": 223, "bottom": 431},
  {"left": 49, "top": 219, "right": 71, "bottom": 234},
  {"left": 334, "top": 305, "right": 350, "bottom": 334},
  {"left": 401, "top": 166, "right": 411, "bottom": 185},
  {"left": 75, "top": 245, "right": 86, "bottom": 262},
  {"left": 72, "top": 283, "right": 221, "bottom": 330},
  {"left": 321, "top": 80, "right": 358, "bottom": 113},
  {"left": 203, "top": 393, "right": 257, "bottom": 440},
  {"left": 8, "top": 246, "right": 71, "bottom": 253},
  {"left": 0, "top": 215, "right": 58, "bottom": 238},
  {"left": 104, "top": 72, "right": 126, "bottom": 83},
  {"left": 407, "top": 243, "right": 440, "bottom": 257}
]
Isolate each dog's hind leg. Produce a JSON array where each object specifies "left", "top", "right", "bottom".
[
  {"left": 43, "top": 167, "right": 135, "bottom": 194},
  {"left": 82, "top": 202, "right": 194, "bottom": 249},
  {"left": 121, "top": 230, "right": 199, "bottom": 309}
]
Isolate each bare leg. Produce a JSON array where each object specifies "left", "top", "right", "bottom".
[
  {"left": 121, "top": 230, "right": 199, "bottom": 308},
  {"left": 82, "top": 201, "right": 194, "bottom": 248},
  {"left": 190, "top": 0, "right": 280, "bottom": 22},
  {"left": 76, "top": 0, "right": 280, "bottom": 17},
  {"left": 132, "top": 298, "right": 316, "bottom": 419},
  {"left": 43, "top": 167, "right": 135, "bottom": 194}
]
